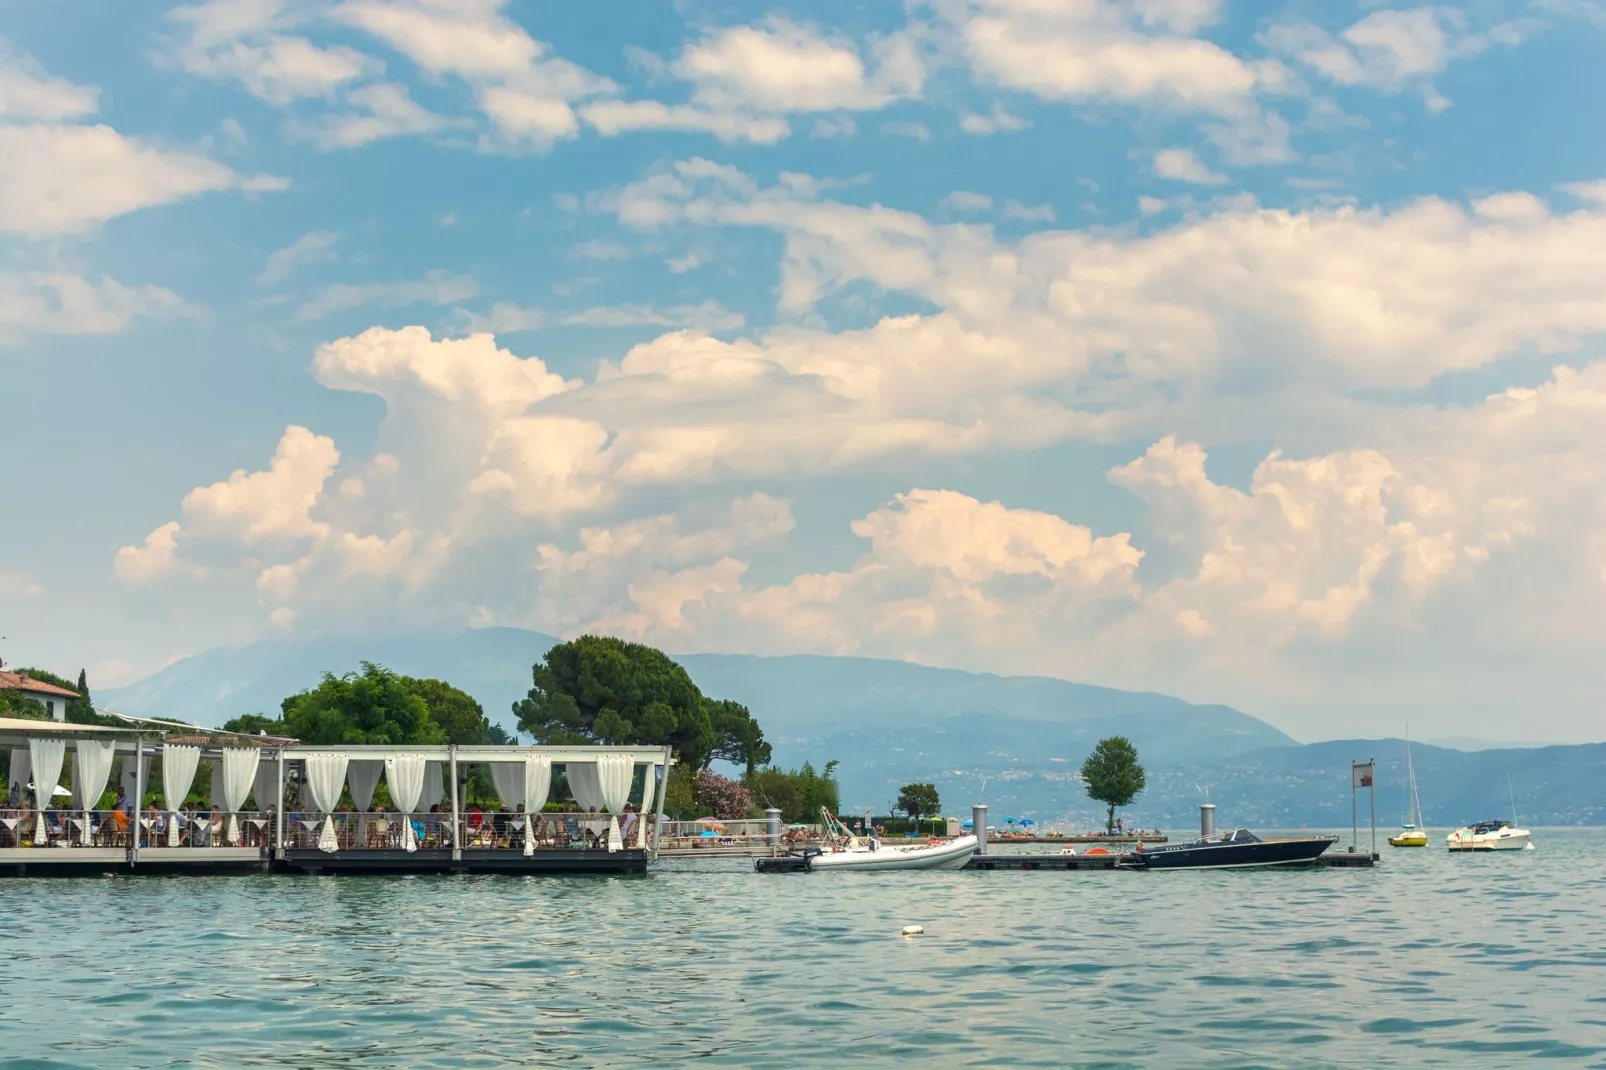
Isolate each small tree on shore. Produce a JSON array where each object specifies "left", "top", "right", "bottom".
[
  {"left": 896, "top": 783, "right": 941, "bottom": 828},
  {"left": 1080, "top": 736, "right": 1146, "bottom": 833}
]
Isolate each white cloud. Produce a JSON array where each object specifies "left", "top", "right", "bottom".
[
  {"left": 1153, "top": 147, "right": 1226, "bottom": 185},
  {"left": 558, "top": 301, "right": 745, "bottom": 332},
  {"left": 0, "top": 123, "right": 284, "bottom": 236},
  {"left": 115, "top": 522, "right": 186, "bottom": 583},
  {"left": 580, "top": 100, "right": 790, "bottom": 144},
  {"left": 959, "top": 101, "right": 1028, "bottom": 135},
  {"left": 176, "top": 32, "right": 379, "bottom": 104},
  {"left": 0, "top": 41, "right": 100, "bottom": 119},
  {"left": 0, "top": 571, "right": 45, "bottom": 601},
  {"left": 1002, "top": 199, "right": 1055, "bottom": 222},
  {"left": 942, "top": 190, "right": 994, "bottom": 213},
  {"left": 180, "top": 425, "right": 340, "bottom": 543},
  {"left": 880, "top": 121, "right": 931, "bottom": 141},
  {"left": 0, "top": 273, "right": 195, "bottom": 342},
  {"left": 675, "top": 18, "right": 923, "bottom": 113},
  {"left": 259, "top": 230, "right": 338, "bottom": 284},
  {"left": 296, "top": 270, "right": 477, "bottom": 320},
  {"left": 295, "top": 81, "right": 453, "bottom": 150}
]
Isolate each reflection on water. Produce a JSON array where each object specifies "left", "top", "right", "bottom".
[{"left": 3, "top": 829, "right": 1604, "bottom": 1067}]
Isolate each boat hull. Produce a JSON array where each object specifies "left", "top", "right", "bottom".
[
  {"left": 1388, "top": 833, "right": 1428, "bottom": 847},
  {"left": 1138, "top": 835, "right": 1337, "bottom": 870},
  {"left": 807, "top": 835, "right": 978, "bottom": 871},
  {"left": 1447, "top": 828, "right": 1530, "bottom": 851}
]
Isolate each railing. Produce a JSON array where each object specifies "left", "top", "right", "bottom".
[
  {"left": 0, "top": 809, "right": 275, "bottom": 849},
  {"left": 280, "top": 811, "right": 652, "bottom": 851},
  {"left": 657, "top": 818, "right": 802, "bottom": 850}
]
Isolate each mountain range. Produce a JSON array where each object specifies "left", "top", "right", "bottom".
[{"left": 101, "top": 627, "right": 1605, "bottom": 826}]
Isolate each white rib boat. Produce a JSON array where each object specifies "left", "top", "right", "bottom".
[
  {"left": 788, "top": 809, "right": 979, "bottom": 871},
  {"left": 806, "top": 833, "right": 979, "bottom": 871}
]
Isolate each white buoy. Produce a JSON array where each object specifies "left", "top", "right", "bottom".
[{"left": 900, "top": 924, "right": 924, "bottom": 936}]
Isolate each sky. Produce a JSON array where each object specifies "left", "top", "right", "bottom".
[{"left": 2, "top": 0, "right": 1605, "bottom": 745}]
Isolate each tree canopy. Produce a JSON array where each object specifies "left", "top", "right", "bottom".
[
  {"left": 1080, "top": 736, "right": 1147, "bottom": 833},
  {"left": 896, "top": 782, "right": 941, "bottom": 824},
  {"left": 743, "top": 760, "right": 840, "bottom": 823},
  {"left": 407, "top": 676, "right": 490, "bottom": 744},
  {"left": 513, "top": 636, "right": 767, "bottom": 771},
  {"left": 279, "top": 662, "right": 446, "bottom": 746}
]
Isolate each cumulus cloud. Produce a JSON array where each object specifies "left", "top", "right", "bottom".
[
  {"left": 294, "top": 81, "right": 454, "bottom": 150},
  {"left": 1153, "top": 147, "right": 1226, "bottom": 184},
  {"left": 675, "top": 18, "right": 923, "bottom": 113},
  {"left": 0, "top": 40, "right": 101, "bottom": 119},
  {"left": 166, "top": 1, "right": 380, "bottom": 105}
]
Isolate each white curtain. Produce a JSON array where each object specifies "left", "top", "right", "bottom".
[
  {"left": 219, "top": 748, "right": 259, "bottom": 845},
  {"left": 597, "top": 753, "right": 632, "bottom": 813},
  {"left": 347, "top": 760, "right": 384, "bottom": 811},
  {"left": 488, "top": 761, "right": 524, "bottom": 812},
  {"left": 8, "top": 748, "right": 30, "bottom": 802},
  {"left": 420, "top": 761, "right": 444, "bottom": 812},
  {"left": 637, "top": 764, "right": 660, "bottom": 848},
  {"left": 161, "top": 743, "right": 201, "bottom": 846},
  {"left": 385, "top": 755, "right": 426, "bottom": 852},
  {"left": 522, "top": 754, "right": 551, "bottom": 856},
  {"left": 28, "top": 738, "right": 66, "bottom": 844},
  {"left": 72, "top": 740, "right": 116, "bottom": 842},
  {"left": 607, "top": 816, "right": 623, "bottom": 853},
  {"left": 567, "top": 761, "right": 602, "bottom": 811},
  {"left": 302, "top": 753, "right": 349, "bottom": 853},
  {"left": 252, "top": 759, "right": 279, "bottom": 813}
]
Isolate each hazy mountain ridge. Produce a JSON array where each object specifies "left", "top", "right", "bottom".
[{"left": 100, "top": 628, "right": 1606, "bottom": 825}]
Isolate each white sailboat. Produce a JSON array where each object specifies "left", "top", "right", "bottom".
[
  {"left": 1447, "top": 777, "right": 1534, "bottom": 852},
  {"left": 1388, "top": 728, "right": 1428, "bottom": 847}
]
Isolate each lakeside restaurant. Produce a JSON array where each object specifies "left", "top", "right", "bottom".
[{"left": 0, "top": 715, "right": 672, "bottom": 877}]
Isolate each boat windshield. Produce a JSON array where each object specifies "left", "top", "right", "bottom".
[
  {"left": 1472, "top": 820, "right": 1510, "bottom": 833},
  {"left": 1219, "top": 829, "right": 1262, "bottom": 843}
]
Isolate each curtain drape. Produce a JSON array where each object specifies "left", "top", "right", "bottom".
[
  {"left": 8, "top": 748, "right": 30, "bottom": 803},
  {"left": 347, "top": 760, "right": 383, "bottom": 811},
  {"left": 385, "top": 755, "right": 426, "bottom": 852},
  {"left": 252, "top": 759, "right": 278, "bottom": 813},
  {"left": 420, "top": 761, "right": 444, "bottom": 812},
  {"left": 219, "top": 748, "right": 259, "bottom": 845},
  {"left": 607, "top": 815, "right": 623, "bottom": 853},
  {"left": 488, "top": 762, "right": 524, "bottom": 812},
  {"left": 567, "top": 762, "right": 602, "bottom": 811},
  {"left": 636, "top": 764, "right": 660, "bottom": 847},
  {"left": 596, "top": 753, "right": 632, "bottom": 813},
  {"left": 28, "top": 738, "right": 65, "bottom": 844},
  {"left": 302, "top": 754, "right": 349, "bottom": 853},
  {"left": 522, "top": 755, "right": 551, "bottom": 856},
  {"left": 72, "top": 740, "right": 116, "bottom": 842},
  {"left": 160, "top": 744, "right": 201, "bottom": 846}
]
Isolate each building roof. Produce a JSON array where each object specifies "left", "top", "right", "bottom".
[{"left": 0, "top": 671, "right": 79, "bottom": 699}]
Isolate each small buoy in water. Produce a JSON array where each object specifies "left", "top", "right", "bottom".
[{"left": 900, "top": 925, "right": 924, "bottom": 936}]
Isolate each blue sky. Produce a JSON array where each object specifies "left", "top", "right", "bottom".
[{"left": 3, "top": 0, "right": 1605, "bottom": 743}]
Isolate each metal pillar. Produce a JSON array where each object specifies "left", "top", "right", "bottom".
[
  {"left": 1369, "top": 754, "right": 1376, "bottom": 859},
  {"left": 1351, "top": 758, "right": 1358, "bottom": 853},
  {"left": 1199, "top": 803, "right": 1215, "bottom": 839},
  {"left": 448, "top": 745, "right": 461, "bottom": 862},
  {"left": 130, "top": 738, "right": 143, "bottom": 866},
  {"left": 764, "top": 807, "right": 781, "bottom": 847},
  {"left": 972, "top": 803, "right": 988, "bottom": 855},
  {"left": 274, "top": 753, "right": 286, "bottom": 860}
]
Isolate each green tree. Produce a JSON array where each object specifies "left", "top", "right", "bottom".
[
  {"left": 6, "top": 667, "right": 117, "bottom": 726},
  {"left": 707, "top": 698, "right": 771, "bottom": 775},
  {"left": 280, "top": 662, "right": 446, "bottom": 746},
  {"left": 404, "top": 676, "right": 490, "bottom": 744},
  {"left": 662, "top": 763, "right": 697, "bottom": 819},
  {"left": 221, "top": 713, "right": 289, "bottom": 736},
  {"left": 743, "top": 768, "right": 802, "bottom": 821},
  {"left": 896, "top": 782, "right": 941, "bottom": 826},
  {"left": 1080, "top": 736, "right": 1147, "bottom": 833},
  {"left": 513, "top": 636, "right": 719, "bottom": 768}
]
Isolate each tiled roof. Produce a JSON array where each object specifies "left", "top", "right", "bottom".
[{"left": 0, "top": 671, "right": 79, "bottom": 699}]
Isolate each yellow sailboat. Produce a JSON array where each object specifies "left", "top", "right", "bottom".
[{"left": 1388, "top": 729, "right": 1428, "bottom": 847}]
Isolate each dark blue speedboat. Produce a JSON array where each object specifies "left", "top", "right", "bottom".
[{"left": 1134, "top": 827, "right": 1337, "bottom": 869}]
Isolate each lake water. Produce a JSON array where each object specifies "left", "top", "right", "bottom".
[{"left": 3, "top": 829, "right": 1604, "bottom": 1068}]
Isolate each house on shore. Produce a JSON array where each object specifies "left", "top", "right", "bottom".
[{"left": 0, "top": 671, "right": 79, "bottom": 722}]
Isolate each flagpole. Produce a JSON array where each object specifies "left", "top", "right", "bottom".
[
  {"left": 1369, "top": 754, "right": 1376, "bottom": 858},
  {"left": 1351, "top": 759, "right": 1357, "bottom": 853}
]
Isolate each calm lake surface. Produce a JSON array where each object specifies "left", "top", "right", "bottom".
[{"left": 3, "top": 829, "right": 1604, "bottom": 1068}]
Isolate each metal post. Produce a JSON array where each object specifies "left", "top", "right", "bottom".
[
  {"left": 448, "top": 745, "right": 461, "bottom": 863},
  {"left": 1351, "top": 758, "right": 1358, "bottom": 854},
  {"left": 1369, "top": 754, "right": 1376, "bottom": 859},
  {"left": 274, "top": 753, "right": 286, "bottom": 861},
  {"left": 1199, "top": 803, "right": 1215, "bottom": 840},
  {"left": 130, "top": 737, "right": 143, "bottom": 867},
  {"left": 764, "top": 807, "right": 781, "bottom": 848},
  {"left": 972, "top": 803, "right": 988, "bottom": 855},
  {"left": 652, "top": 747, "right": 672, "bottom": 860}
]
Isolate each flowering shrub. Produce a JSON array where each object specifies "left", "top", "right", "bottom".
[{"left": 696, "top": 770, "right": 752, "bottom": 819}]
